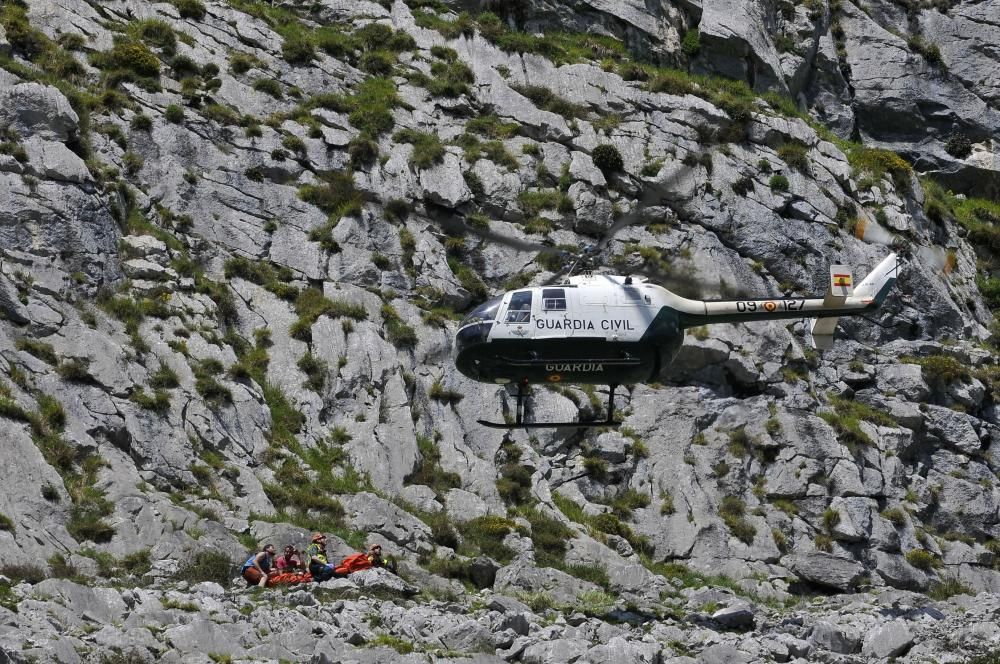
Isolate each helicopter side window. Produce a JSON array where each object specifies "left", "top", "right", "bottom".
[
  {"left": 505, "top": 291, "right": 532, "bottom": 323},
  {"left": 542, "top": 288, "right": 567, "bottom": 311}
]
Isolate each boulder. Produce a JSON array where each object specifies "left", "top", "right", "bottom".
[
  {"left": 348, "top": 567, "right": 419, "bottom": 595},
  {"left": 784, "top": 553, "right": 865, "bottom": 592},
  {"left": 861, "top": 619, "right": 914, "bottom": 659},
  {"left": 494, "top": 562, "right": 602, "bottom": 605},
  {"left": 697, "top": 643, "right": 752, "bottom": 664},
  {"left": 419, "top": 151, "right": 472, "bottom": 207},
  {"left": 923, "top": 405, "right": 983, "bottom": 455},
  {"left": 338, "top": 493, "right": 433, "bottom": 553},
  {"left": 711, "top": 602, "right": 755, "bottom": 629},
  {"left": 469, "top": 556, "right": 500, "bottom": 589},
  {"left": 21, "top": 137, "right": 90, "bottom": 183},
  {"left": 0, "top": 83, "right": 79, "bottom": 142},
  {"left": 810, "top": 620, "right": 861, "bottom": 654},
  {"left": 521, "top": 638, "right": 590, "bottom": 664},
  {"left": 435, "top": 620, "right": 494, "bottom": 653}
]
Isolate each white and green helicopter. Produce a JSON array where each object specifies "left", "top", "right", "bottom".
[{"left": 455, "top": 254, "right": 898, "bottom": 428}]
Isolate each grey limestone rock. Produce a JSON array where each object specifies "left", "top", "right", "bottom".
[
  {"left": 569, "top": 150, "right": 606, "bottom": 188},
  {"left": 875, "top": 363, "right": 930, "bottom": 403},
  {"left": 785, "top": 553, "right": 865, "bottom": 592},
  {"left": 586, "top": 636, "right": 662, "bottom": 664},
  {"left": 445, "top": 488, "right": 493, "bottom": 522},
  {"left": 469, "top": 556, "right": 501, "bottom": 589},
  {"left": 694, "top": 0, "right": 787, "bottom": 94},
  {"left": 0, "top": 83, "right": 79, "bottom": 142},
  {"left": 21, "top": 137, "right": 90, "bottom": 184},
  {"left": 436, "top": 619, "right": 495, "bottom": 653},
  {"left": 861, "top": 618, "right": 914, "bottom": 658},
  {"left": 0, "top": 274, "right": 28, "bottom": 325},
  {"left": 810, "top": 620, "right": 861, "bottom": 654},
  {"left": 841, "top": 2, "right": 1000, "bottom": 195},
  {"left": 711, "top": 602, "right": 755, "bottom": 629},
  {"left": 494, "top": 561, "right": 602, "bottom": 605},
  {"left": 772, "top": 633, "right": 812, "bottom": 659},
  {"left": 520, "top": 638, "right": 591, "bottom": 664},
  {"left": 398, "top": 484, "right": 442, "bottom": 513},
  {"left": 920, "top": 3, "right": 1000, "bottom": 105},
  {"left": 339, "top": 493, "right": 433, "bottom": 553},
  {"left": 122, "top": 258, "right": 179, "bottom": 282},
  {"left": 697, "top": 643, "right": 752, "bottom": 664},
  {"left": 487, "top": 594, "right": 532, "bottom": 615},
  {"left": 498, "top": 612, "right": 531, "bottom": 636},
  {"left": 923, "top": 405, "right": 983, "bottom": 456},
  {"left": 348, "top": 568, "right": 419, "bottom": 596},
  {"left": 419, "top": 151, "right": 472, "bottom": 207},
  {"left": 120, "top": 235, "right": 168, "bottom": 259}
]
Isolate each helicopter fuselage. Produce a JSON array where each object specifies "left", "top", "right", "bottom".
[
  {"left": 455, "top": 276, "right": 692, "bottom": 386},
  {"left": 454, "top": 263, "right": 896, "bottom": 387}
]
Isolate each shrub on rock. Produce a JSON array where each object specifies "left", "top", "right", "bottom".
[
  {"left": 93, "top": 41, "right": 161, "bottom": 78},
  {"left": 769, "top": 175, "right": 790, "bottom": 191},
  {"left": 945, "top": 131, "right": 972, "bottom": 158},
  {"left": 171, "top": 0, "right": 207, "bottom": 20},
  {"left": 592, "top": 143, "right": 623, "bottom": 174},
  {"left": 164, "top": 104, "right": 184, "bottom": 123},
  {"left": 282, "top": 36, "right": 315, "bottom": 65}
]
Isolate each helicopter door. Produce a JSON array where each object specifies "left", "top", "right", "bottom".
[
  {"left": 535, "top": 288, "right": 572, "bottom": 339},
  {"left": 501, "top": 290, "right": 534, "bottom": 339},
  {"left": 610, "top": 284, "right": 654, "bottom": 340}
]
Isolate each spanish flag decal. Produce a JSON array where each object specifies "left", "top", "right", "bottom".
[{"left": 833, "top": 273, "right": 852, "bottom": 288}]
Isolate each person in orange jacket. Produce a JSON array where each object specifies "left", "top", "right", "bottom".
[{"left": 335, "top": 543, "right": 398, "bottom": 576}]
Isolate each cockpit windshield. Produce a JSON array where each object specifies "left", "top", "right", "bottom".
[{"left": 459, "top": 296, "right": 503, "bottom": 327}]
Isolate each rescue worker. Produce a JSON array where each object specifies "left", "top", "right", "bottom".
[
  {"left": 334, "top": 543, "right": 398, "bottom": 576},
  {"left": 241, "top": 544, "right": 275, "bottom": 587},
  {"left": 366, "top": 543, "right": 398, "bottom": 574},
  {"left": 305, "top": 533, "right": 337, "bottom": 582}
]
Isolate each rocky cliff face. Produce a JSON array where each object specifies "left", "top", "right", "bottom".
[{"left": 1, "top": 0, "right": 1000, "bottom": 660}]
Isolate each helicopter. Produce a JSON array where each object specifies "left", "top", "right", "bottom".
[{"left": 454, "top": 253, "right": 899, "bottom": 428}]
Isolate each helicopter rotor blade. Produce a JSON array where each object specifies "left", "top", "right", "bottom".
[
  {"left": 423, "top": 152, "right": 704, "bottom": 288},
  {"left": 431, "top": 213, "right": 554, "bottom": 253},
  {"left": 592, "top": 157, "right": 700, "bottom": 255}
]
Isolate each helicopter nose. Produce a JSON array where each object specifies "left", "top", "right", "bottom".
[{"left": 455, "top": 322, "right": 492, "bottom": 353}]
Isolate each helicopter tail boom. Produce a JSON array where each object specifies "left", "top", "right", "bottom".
[{"left": 676, "top": 253, "right": 898, "bottom": 329}]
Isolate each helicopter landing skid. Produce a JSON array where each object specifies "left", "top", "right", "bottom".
[{"left": 477, "top": 383, "right": 622, "bottom": 429}]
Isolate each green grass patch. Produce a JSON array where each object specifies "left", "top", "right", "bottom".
[
  {"left": 381, "top": 304, "right": 417, "bottom": 348},
  {"left": 518, "top": 190, "right": 570, "bottom": 216},
  {"left": 905, "top": 548, "right": 942, "bottom": 571},
  {"left": 510, "top": 83, "right": 588, "bottom": 120},
  {"left": 901, "top": 354, "right": 970, "bottom": 388},
  {"left": 393, "top": 129, "right": 445, "bottom": 170},
  {"left": 457, "top": 515, "right": 518, "bottom": 563},
  {"left": 406, "top": 434, "right": 461, "bottom": 497},
  {"left": 290, "top": 288, "right": 367, "bottom": 341},
  {"left": 16, "top": 338, "right": 57, "bottom": 365},
  {"left": 174, "top": 550, "right": 233, "bottom": 587},
  {"left": 719, "top": 496, "right": 756, "bottom": 545},
  {"left": 819, "top": 394, "right": 896, "bottom": 452},
  {"left": 553, "top": 492, "right": 651, "bottom": 555}
]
